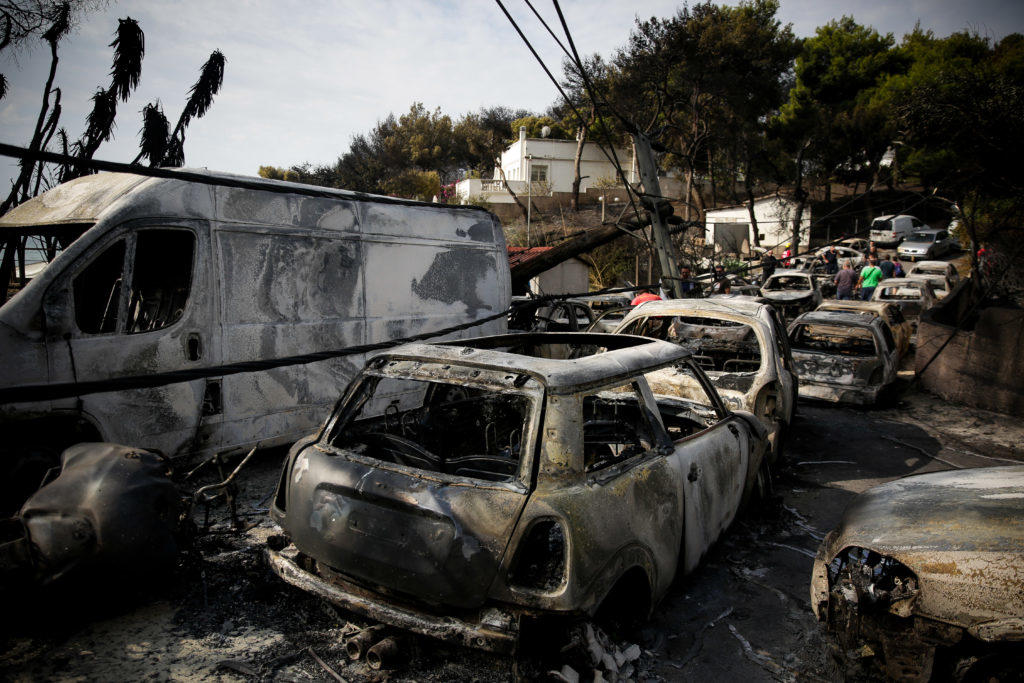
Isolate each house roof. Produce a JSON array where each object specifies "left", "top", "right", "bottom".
[
  {"left": 507, "top": 246, "right": 552, "bottom": 268},
  {"left": 507, "top": 246, "right": 588, "bottom": 271}
]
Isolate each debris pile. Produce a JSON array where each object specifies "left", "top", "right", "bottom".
[{"left": 550, "top": 623, "right": 646, "bottom": 683}]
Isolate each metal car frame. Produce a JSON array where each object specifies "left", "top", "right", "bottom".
[
  {"left": 610, "top": 298, "right": 797, "bottom": 463},
  {"left": 787, "top": 310, "right": 900, "bottom": 405},
  {"left": 266, "top": 333, "right": 768, "bottom": 653}
]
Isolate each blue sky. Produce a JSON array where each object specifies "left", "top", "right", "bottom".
[{"left": 2, "top": 0, "right": 1023, "bottom": 190}]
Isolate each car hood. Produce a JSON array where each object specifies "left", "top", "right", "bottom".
[{"left": 827, "top": 466, "right": 1024, "bottom": 629}]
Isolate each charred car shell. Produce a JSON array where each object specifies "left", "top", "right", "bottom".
[
  {"left": 610, "top": 297, "right": 797, "bottom": 463},
  {"left": 267, "top": 333, "right": 769, "bottom": 653},
  {"left": 811, "top": 466, "right": 1024, "bottom": 680},
  {"left": 760, "top": 270, "right": 823, "bottom": 322},
  {"left": 788, "top": 310, "right": 900, "bottom": 405}
]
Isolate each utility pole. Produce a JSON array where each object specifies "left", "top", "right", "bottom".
[{"left": 632, "top": 132, "right": 684, "bottom": 298}]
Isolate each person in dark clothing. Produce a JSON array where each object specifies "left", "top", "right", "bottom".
[
  {"left": 678, "top": 266, "right": 703, "bottom": 297},
  {"left": 822, "top": 246, "right": 839, "bottom": 274},
  {"left": 834, "top": 260, "right": 858, "bottom": 300},
  {"left": 762, "top": 252, "right": 778, "bottom": 281},
  {"left": 878, "top": 256, "right": 895, "bottom": 279}
]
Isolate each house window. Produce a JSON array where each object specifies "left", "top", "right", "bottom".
[{"left": 530, "top": 164, "right": 548, "bottom": 182}]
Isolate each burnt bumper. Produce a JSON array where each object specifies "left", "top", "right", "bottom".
[
  {"left": 797, "top": 381, "right": 881, "bottom": 406},
  {"left": 266, "top": 543, "right": 520, "bottom": 654}
]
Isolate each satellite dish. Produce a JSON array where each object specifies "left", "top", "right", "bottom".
[{"left": 540, "top": 125, "right": 551, "bottom": 138}]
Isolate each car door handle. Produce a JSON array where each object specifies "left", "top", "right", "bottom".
[
  {"left": 186, "top": 333, "right": 202, "bottom": 361},
  {"left": 728, "top": 424, "right": 740, "bottom": 438},
  {"left": 688, "top": 462, "right": 700, "bottom": 482}
]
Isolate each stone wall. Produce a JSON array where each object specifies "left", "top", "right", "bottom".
[{"left": 916, "top": 278, "right": 1024, "bottom": 416}]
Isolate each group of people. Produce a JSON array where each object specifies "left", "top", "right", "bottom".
[
  {"left": 629, "top": 239, "right": 908, "bottom": 306},
  {"left": 825, "top": 244, "right": 904, "bottom": 301}
]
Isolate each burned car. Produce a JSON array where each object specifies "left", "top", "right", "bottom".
[
  {"left": 908, "top": 260, "right": 960, "bottom": 294},
  {"left": 787, "top": 310, "right": 900, "bottom": 405},
  {"left": 816, "top": 300, "right": 913, "bottom": 358},
  {"left": 610, "top": 298, "right": 797, "bottom": 463},
  {"left": 267, "top": 333, "right": 769, "bottom": 653},
  {"left": 872, "top": 278, "right": 939, "bottom": 338},
  {"left": 811, "top": 466, "right": 1024, "bottom": 680},
  {"left": 760, "top": 270, "right": 823, "bottom": 322}
]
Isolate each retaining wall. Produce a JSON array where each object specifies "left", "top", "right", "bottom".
[{"left": 916, "top": 278, "right": 1024, "bottom": 416}]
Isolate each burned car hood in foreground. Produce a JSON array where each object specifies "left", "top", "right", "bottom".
[{"left": 817, "top": 466, "right": 1024, "bottom": 630}]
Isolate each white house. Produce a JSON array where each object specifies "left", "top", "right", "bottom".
[
  {"left": 455, "top": 127, "right": 639, "bottom": 204},
  {"left": 703, "top": 195, "right": 811, "bottom": 256}
]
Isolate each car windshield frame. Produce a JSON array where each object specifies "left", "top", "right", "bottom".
[{"left": 321, "top": 360, "right": 545, "bottom": 489}]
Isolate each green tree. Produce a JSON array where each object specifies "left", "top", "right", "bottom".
[
  {"left": 611, "top": 0, "right": 798, "bottom": 221},
  {"left": 775, "top": 16, "right": 906, "bottom": 245},
  {"left": 897, "top": 31, "right": 1024, "bottom": 283}
]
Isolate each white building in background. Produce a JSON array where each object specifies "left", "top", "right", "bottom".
[
  {"left": 703, "top": 195, "right": 811, "bottom": 256},
  {"left": 454, "top": 127, "right": 639, "bottom": 204}
]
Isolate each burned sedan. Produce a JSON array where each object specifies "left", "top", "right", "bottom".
[
  {"left": 811, "top": 466, "right": 1024, "bottom": 680},
  {"left": 267, "top": 333, "right": 769, "bottom": 653},
  {"left": 760, "top": 270, "right": 823, "bottom": 322},
  {"left": 787, "top": 311, "right": 900, "bottom": 405},
  {"left": 611, "top": 298, "right": 797, "bottom": 463}
]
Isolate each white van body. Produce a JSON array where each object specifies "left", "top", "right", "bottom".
[
  {"left": 868, "top": 214, "right": 929, "bottom": 247},
  {"left": 0, "top": 171, "right": 510, "bottom": 467}
]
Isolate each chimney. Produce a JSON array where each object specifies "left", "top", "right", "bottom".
[{"left": 519, "top": 126, "right": 527, "bottom": 143}]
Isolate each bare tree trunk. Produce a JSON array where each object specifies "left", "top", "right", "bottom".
[
  {"left": 792, "top": 141, "right": 811, "bottom": 251},
  {"left": 745, "top": 157, "right": 760, "bottom": 247},
  {"left": 497, "top": 163, "right": 529, "bottom": 222},
  {"left": 3, "top": 38, "right": 60, "bottom": 213},
  {"left": 571, "top": 108, "right": 592, "bottom": 211}
]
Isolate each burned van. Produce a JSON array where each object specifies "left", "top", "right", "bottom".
[{"left": 0, "top": 171, "right": 509, "bottom": 509}]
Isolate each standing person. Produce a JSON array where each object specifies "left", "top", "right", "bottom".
[
  {"left": 878, "top": 255, "right": 895, "bottom": 280},
  {"left": 857, "top": 257, "right": 883, "bottom": 301},
  {"left": 834, "top": 260, "right": 857, "bottom": 300},
  {"left": 893, "top": 260, "right": 905, "bottom": 277},
  {"left": 678, "top": 266, "right": 703, "bottom": 298},
  {"left": 761, "top": 251, "right": 778, "bottom": 281},
  {"left": 822, "top": 245, "right": 839, "bottom": 275},
  {"left": 710, "top": 265, "right": 732, "bottom": 295},
  {"left": 867, "top": 240, "right": 879, "bottom": 261},
  {"left": 781, "top": 243, "right": 792, "bottom": 267}
]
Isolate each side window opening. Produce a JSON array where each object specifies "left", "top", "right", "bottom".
[
  {"left": 127, "top": 230, "right": 195, "bottom": 334},
  {"left": 879, "top": 325, "right": 895, "bottom": 352},
  {"left": 74, "top": 239, "right": 126, "bottom": 334},
  {"left": 582, "top": 387, "right": 655, "bottom": 473}
]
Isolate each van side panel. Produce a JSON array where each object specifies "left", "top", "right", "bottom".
[{"left": 213, "top": 189, "right": 509, "bottom": 453}]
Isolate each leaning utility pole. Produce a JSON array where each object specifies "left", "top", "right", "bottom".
[{"left": 632, "top": 132, "right": 684, "bottom": 298}]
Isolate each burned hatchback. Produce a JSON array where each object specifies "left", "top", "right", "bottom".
[{"left": 267, "top": 333, "right": 769, "bottom": 653}]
